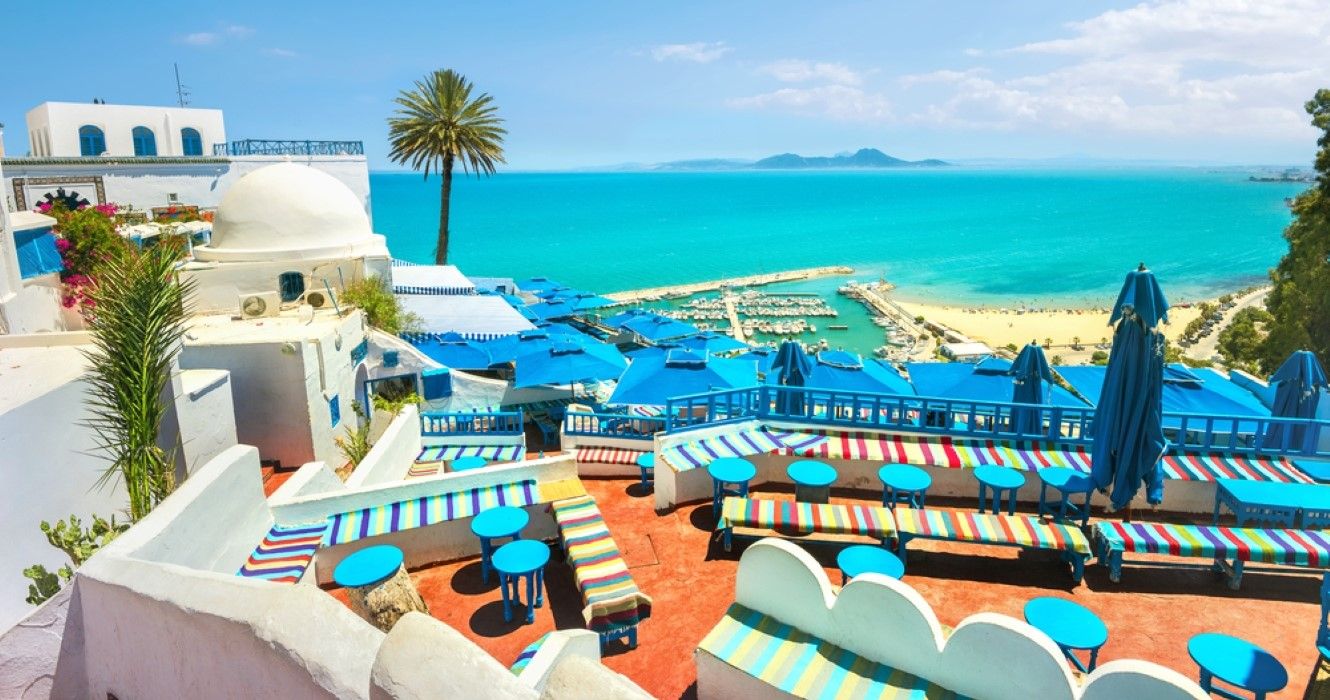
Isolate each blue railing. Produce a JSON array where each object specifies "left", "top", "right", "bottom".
[
  {"left": 564, "top": 411, "right": 668, "bottom": 441},
  {"left": 664, "top": 386, "right": 1330, "bottom": 459},
  {"left": 420, "top": 410, "right": 524, "bottom": 436},
  {"left": 212, "top": 139, "right": 365, "bottom": 156}
]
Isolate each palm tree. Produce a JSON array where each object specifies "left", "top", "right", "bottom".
[{"left": 388, "top": 69, "right": 506, "bottom": 265}]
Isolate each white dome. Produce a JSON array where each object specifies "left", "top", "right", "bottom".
[{"left": 196, "top": 163, "right": 383, "bottom": 262}]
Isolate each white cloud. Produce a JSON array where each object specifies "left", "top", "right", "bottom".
[
  {"left": 760, "top": 59, "right": 861, "bottom": 86},
  {"left": 729, "top": 85, "right": 891, "bottom": 122},
  {"left": 650, "top": 42, "right": 731, "bottom": 64},
  {"left": 906, "top": 0, "right": 1329, "bottom": 139},
  {"left": 177, "top": 23, "right": 254, "bottom": 47},
  {"left": 263, "top": 47, "right": 298, "bottom": 58}
]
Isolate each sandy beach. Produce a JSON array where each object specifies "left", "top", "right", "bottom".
[{"left": 894, "top": 298, "right": 1204, "bottom": 359}]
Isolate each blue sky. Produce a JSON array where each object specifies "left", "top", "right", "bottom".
[{"left": 2, "top": 0, "right": 1326, "bottom": 169}]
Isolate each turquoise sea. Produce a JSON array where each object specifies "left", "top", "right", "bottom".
[{"left": 370, "top": 169, "right": 1305, "bottom": 353}]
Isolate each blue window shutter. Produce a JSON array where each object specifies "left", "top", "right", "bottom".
[
  {"left": 181, "top": 128, "right": 203, "bottom": 156},
  {"left": 329, "top": 395, "right": 341, "bottom": 427},
  {"left": 14, "top": 228, "right": 65, "bottom": 279},
  {"left": 421, "top": 368, "right": 452, "bottom": 400}
]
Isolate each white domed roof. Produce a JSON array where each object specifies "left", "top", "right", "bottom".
[{"left": 196, "top": 163, "right": 383, "bottom": 262}]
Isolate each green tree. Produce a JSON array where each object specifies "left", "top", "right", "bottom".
[
  {"left": 340, "top": 276, "right": 421, "bottom": 334},
  {"left": 1260, "top": 89, "right": 1330, "bottom": 371},
  {"left": 83, "top": 243, "right": 194, "bottom": 520},
  {"left": 388, "top": 69, "right": 506, "bottom": 265}
]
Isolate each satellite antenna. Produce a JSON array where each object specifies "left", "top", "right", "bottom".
[{"left": 174, "top": 63, "right": 191, "bottom": 107}]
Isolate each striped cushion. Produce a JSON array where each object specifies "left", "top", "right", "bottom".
[
  {"left": 237, "top": 522, "right": 328, "bottom": 583},
  {"left": 576, "top": 446, "right": 647, "bottom": 465},
  {"left": 661, "top": 426, "right": 813, "bottom": 472},
  {"left": 325, "top": 480, "right": 538, "bottom": 546},
  {"left": 406, "top": 462, "right": 441, "bottom": 479},
  {"left": 896, "top": 508, "right": 1090, "bottom": 556},
  {"left": 1161, "top": 452, "right": 1314, "bottom": 484},
  {"left": 550, "top": 495, "right": 653, "bottom": 632},
  {"left": 1095, "top": 521, "right": 1330, "bottom": 566},
  {"left": 718, "top": 497, "right": 896, "bottom": 540},
  {"left": 510, "top": 632, "right": 551, "bottom": 676},
  {"left": 698, "top": 603, "right": 963, "bottom": 699},
  {"left": 779, "top": 432, "right": 1091, "bottom": 473},
  {"left": 416, "top": 444, "right": 525, "bottom": 463}
]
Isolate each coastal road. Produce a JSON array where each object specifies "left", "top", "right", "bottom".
[{"left": 1185, "top": 287, "right": 1269, "bottom": 362}]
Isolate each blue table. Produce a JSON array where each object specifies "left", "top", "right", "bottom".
[
  {"left": 878, "top": 464, "right": 931, "bottom": 509},
  {"left": 1294, "top": 458, "right": 1330, "bottom": 484},
  {"left": 1023, "top": 597, "right": 1108, "bottom": 673},
  {"left": 471, "top": 506, "right": 529, "bottom": 584},
  {"left": 1037, "top": 467, "right": 1095, "bottom": 526},
  {"left": 708, "top": 458, "right": 757, "bottom": 522},
  {"left": 451, "top": 456, "right": 489, "bottom": 472},
  {"left": 333, "top": 544, "right": 404, "bottom": 589},
  {"left": 1214, "top": 479, "right": 1330, "bottom": 529},
  {"left": 974, "top": 465, "right": 1026, "bottom": 515},
  {"left": 788, "top": 460, "right": 837, "bottom": 504},
  {"left": 837, "top": 545, "right": 904, "bottom": 585},
  {"left": 636, "top": 452, "right": 655, "bottom": 489},
  {"left": 1188, "top": 633, "right": 1287, "bottom": 700},
  {"left": 493, "top": 539, "right": 550, "bottom": 624}
]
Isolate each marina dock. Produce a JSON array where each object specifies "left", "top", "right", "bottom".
[{"left": 606, "top": 266, "right": 854, "bottom": 304}]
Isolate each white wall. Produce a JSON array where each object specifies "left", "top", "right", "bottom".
[
  {"left": 345, "top": 405, "right": 423, "bottom": 488},
  {"left": 698, "top": 539, "right": 1207, "bottom": 700},
  {"left": 3, "top": 155, "right": 371, "bottom": 220},
  {"left": 26, "top": 102, "right": 226, "bottom": 158},
  {"left": 169, "top": 368, "right": 239, "bottom": 476},
  {"left": 182, "top": 257, "right": 373, "bottom": 314}
]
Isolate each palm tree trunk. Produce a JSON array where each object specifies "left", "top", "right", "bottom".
[{"left": 436, "top": 155, "right": 454, "bottom": 265}]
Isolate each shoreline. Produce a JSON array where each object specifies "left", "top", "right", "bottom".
[{"left": 605, "top": 265, "right": 854, "bottom": 303}]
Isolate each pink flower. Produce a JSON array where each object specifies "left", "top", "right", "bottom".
[
  {"left": 93, "top": 203, "right": 119, "bottom": 217},
  {"left": 55, "top": 238, "right": 72, "bottom": 253},
  {"left": 35, "top": 202, "right": 53, "bottom": 214}
]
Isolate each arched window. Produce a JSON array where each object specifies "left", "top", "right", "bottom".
[
  {"left": 131, "top": 126, "right": 157, "bottom": 156},
  {"left": 78, "top": 125, "right": 105, "bottom": 156},
  {"left": 278, "top": 271, "right": 306, "bottom": 302},
  {"left": 180, "top": 127, "right": 203, "bottom": 156}
]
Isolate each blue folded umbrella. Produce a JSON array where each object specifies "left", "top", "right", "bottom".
[{"left": 1264, "top": 350, "right": 1328, "bottom": 450}]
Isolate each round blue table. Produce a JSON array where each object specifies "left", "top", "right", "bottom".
[
  {"left": 788, "top": 460, "right": 838, "bottom": 504},
  {"left": 493, "top": 539, "right": 551, "bottom": 624},
  {"left": 471, "top": 506, "right": 529, "bottom": 584},
  {"left": 974, "top": 465, "right": 1026, "bottom": 515},
  {"left": 708, "top": 457, "right": 757, "bottom": 522},
  {"left": 1188, "top": 633, "right": 1287, "bottom": 700},
  {"left": 1023, "top": 597, "right": 1108, "bottom": 673},
  {"left": 837, "top": 545, "right": 905, "bottom": 584},
  {"left": 636, "top": 452, "right": 655, "bottom": 489},
  {"left": 334, "top": 544, "right": 404, "bottom": 589},
  {"left": 1038, "top": 467, "right": 1095, "bottom": 526},
  {"left": 451, "top": 456, "right": 489, "bottom": 472},
  {"left": 878, "top": 464, "right": 932, "bottom": 510}
]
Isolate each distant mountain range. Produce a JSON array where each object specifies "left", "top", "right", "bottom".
[{"left": 590, "top": 148, "right": 948, "bottom": 172}]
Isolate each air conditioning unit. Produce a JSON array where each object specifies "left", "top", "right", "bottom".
[
  {"left": 302, "top": 289, "right": 333, "bottom": 309},
  {"left": 238, "top": 292, "right": 281, "bottom": 319}
]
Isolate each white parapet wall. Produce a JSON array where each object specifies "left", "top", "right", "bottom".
[
  {"left": 696, "top": 539, "right": 1207, "bottom": 700},
  {"left": 346, "top": 405, "right": 423, "bottom": 488}
]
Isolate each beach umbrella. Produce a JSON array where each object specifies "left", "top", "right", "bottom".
[
  {"left": 771, "top": 341, "right": 813, "bottom": 414},
  {"left": 518, "top": 277, "right": 566, "bottom": 295},
  {"left": 625, "top": 343, "right": 681, "bottom": 361},
  {"left": 411, "top": 331, "right": 492, "bottom": 370},
  {"left": 601, "top": 307, "right": 653, "bottom": 329},
  {"left": 608, "top": 349, "right": 758, "bottom": 407},
  {"left": 675, "top": 331, "right": 750, "bottom": 355},
  {"left": 527, "top": 298, "right": 578, "bottom": 321},
  {"left": 1008, "top": 342, "right": 1054, "bottom": 434},
  {"left": 484, "top": 326, "right": 583, "bottom": 364},
  {"left": 512, "top": 336, "right": 628, "bottom": 389},
  {"left": 622, "top": 314, "right": 698, "bottom": 342},
  {"left": 563, "top": 291, "right": 616, "bottom": 311},
  {"left": 806, "top": 350, "right": 915, "bottom": 395},
  {"left": 1091, "top": 264, "right": 1169, "bottom": 510},
  {"left": 737, "top": 346, "right": 779, "bottom": 375},
  {"left": 1264, "top": 350, "right": 1328, "bottom": 450}
]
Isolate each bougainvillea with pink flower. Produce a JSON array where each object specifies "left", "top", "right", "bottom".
[{"left": 39, "top": 201, "right": 132, "bottom": 314}]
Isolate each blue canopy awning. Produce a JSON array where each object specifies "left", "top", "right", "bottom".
[
  {"left": 608, "top": 349, "right": 758, "bottom": 407},
  {"left": 517, "top": 277, "right": 566, "bottom": 295},
  {"left": 1057, "top": 364, "right": 1269, "bottom": 418},
  {"left": 484, "top": 325, "right": 588, "bottom": 364},
  {"left": 675, "top": 331, "right": 750, "bottom": 355},
  {"left": 512, "top": 337, "right": 628, "bottom": 389},
  {"left": 906, "top": 360, "right": 1085, "bottom": 406},
  {"left": 621, "top": 314, "right": 698, "bottom": 342},
  {"left": 601, "top": 308, "right": 654, "bottom": 329},
  {"left": 408, "top": 331, "right": 492, "bottom": 370},
  {"left": 800, "top": 350, "right": 915, "bottom": 395}
]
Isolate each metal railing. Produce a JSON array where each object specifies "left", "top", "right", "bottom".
[
  {"left": 663, "top": 386, "right": 1330, "bottom": 459},
  {"left": 420, "top": 410, "right": 524, "bottom": 436},
  {"left": 563, "top": 411, "right": 668, "bottom": 441},
  {"left": 212, "top": 139, "right": 365, "bottom": 156}
]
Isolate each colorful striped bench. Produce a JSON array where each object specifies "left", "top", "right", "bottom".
[
  {"left": 698, "top": 603, "right": 965, "bottom": 699},
  {"left": 550, "top": 495, "right": 653, "bottom": 648},
  {"left": 894, "top": 508, "right": 1092, "bottom": 583},
  {"left": 716, "top": 497, "right": 897, "bottom": 553},
  {"left": 416, "top": 444, "right": 526, "bottom": 463},
  {"left": 1093, "top": 520, "right": 1330, "bottom": 589},
  {"left": 236, "top": 522, "right": 329, "bottom": 583},
  {"left": 325, "top": 480, "right": 540, "bottom": 546},
  {"left": 509, "top": 632, "right": 551, "bottom": 676}
]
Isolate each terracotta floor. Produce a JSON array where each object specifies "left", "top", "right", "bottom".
[{"left": 326, "top": 478, "right": 1327, "bottom": 699}]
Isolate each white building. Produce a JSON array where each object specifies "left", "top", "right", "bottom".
[
  {"left": 0, "top": 208, "right": 65, "bottom": 334},
  {"left": 26, "top": 102, "right": 226, "bottom": 158}
]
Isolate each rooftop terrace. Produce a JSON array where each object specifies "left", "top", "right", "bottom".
[{"left": 324, "top": 475, "right": 1325, "bottom": 698}]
